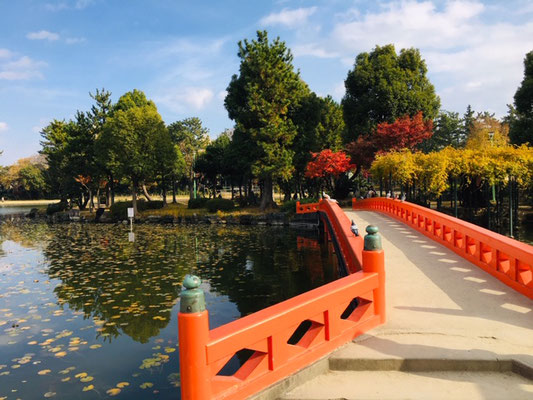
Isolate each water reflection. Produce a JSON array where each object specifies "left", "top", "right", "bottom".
[{"left": 0, "top": 221, "right": 338, "bottom": 399}]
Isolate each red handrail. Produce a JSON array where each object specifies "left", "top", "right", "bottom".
[
  {"left": 178, "top": 200, "right": 385, "bottom": 399},
  {"left": 353, "top": 197, "right": 533, "bottom": 299}
]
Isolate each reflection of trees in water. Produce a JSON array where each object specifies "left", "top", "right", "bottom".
[
  {"left": 44, "top": 224, "right": 189, "bottom": 343},
  {"left": 196, "top": 228, "right": 339, "bottom": 317},
  {"left": 0, "top": 221, "right": 53, "bottom": 256},
  {"left": 4, "top": 222, "right": 338, "bottom": 342}
]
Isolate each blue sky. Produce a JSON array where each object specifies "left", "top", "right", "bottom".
[{"left": 1, "top": 0, "right": 532, "bottom": 165}]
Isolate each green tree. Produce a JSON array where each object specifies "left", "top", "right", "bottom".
[
  {"left": 422, "top": 110, "right": 465, "bottom": 151},
  {"left": 103, "top": 90, "right": 167, "bottom": 214},
  {"left": 168, "top": 117, "right": 210, "bottom": 200},
  {"left": 195, "top": 132, "right": 231, "bottom": 197},
  {"left": 225, "top": 30, "right": 308, "bottom": 209},
  {"left": 510, "top": 51, "right": 533, "bottom": 145},
  {"left": 342, "top": 44, "right": 440, "bottom": 143}
]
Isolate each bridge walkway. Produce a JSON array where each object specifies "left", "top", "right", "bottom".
[{"left": 278, "top": 210, "right": 533, "bottom": 399}]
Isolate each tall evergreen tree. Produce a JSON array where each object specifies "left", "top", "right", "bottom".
[
  {"left": 510, "top": 51, "right": 533, "bottom": 145},
  {"left": 342, "top": 44, "right": 440, "bottom": 143},
  {"left": 225, "top": 30, "right": 308, "bottom": 209}
]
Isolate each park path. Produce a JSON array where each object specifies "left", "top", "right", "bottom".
[{"left": 277, "top": 210, "right": 533, "bottom": 400}]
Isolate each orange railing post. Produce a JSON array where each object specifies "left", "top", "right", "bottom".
[
  {"left": 178, "top": 275, "right": 211, "bottom": 400},
  {"left": 362, "top": 225, "right": 386, "bottom": 324}
]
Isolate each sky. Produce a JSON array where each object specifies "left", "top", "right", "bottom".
[{"left": 1, "top": 0, "right": 532, "bottom": 165}]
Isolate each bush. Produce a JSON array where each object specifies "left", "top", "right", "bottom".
[
  {"left": 109, "top": 200, "right": 164, "bottom": 219},
  {"left": 188, "top": 197, "right": 209, "bottom": 209},
  {"left": 205, "top": 198, "right": 234, "bottom": 213},
  {"left": 46, "top": 201, "right": 68, "bottom": 215}
]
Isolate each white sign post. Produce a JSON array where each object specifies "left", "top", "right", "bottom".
[{"left": 127, "top": 207, "right": 134, "bottom": 232}]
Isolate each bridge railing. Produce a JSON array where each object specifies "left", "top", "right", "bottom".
[
  {"left": 295, "top": 201, "right": 320, "bottom": 214},
  {"left": 178, "top": 200, "right": 385, "bottom": 400},
  {"left": 353, "top": 197, "right": 533, "bottom": 299}
]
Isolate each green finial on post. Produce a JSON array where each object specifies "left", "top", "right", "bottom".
[
  {"left": 180, "top": 274, "right": 206, "bottom": 313},
  {"left": 364, "top": 225, "right": 382, "bottom": 251}
]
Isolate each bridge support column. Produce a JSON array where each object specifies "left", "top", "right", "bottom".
[
  {"left": 362, "top": 226, "right": 386, "bottom": 324},
  {"left": 178, "top": 275, "right": 211, "bottom": 400}
]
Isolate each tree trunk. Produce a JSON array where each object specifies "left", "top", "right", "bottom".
[
  {"left": 260, "top": 175, "right": 277, "bottom": 210},
  {"left": 142, "top": 183, "right": 152, "bottom": 201},
  {"left": 110, "top": 173, "right": 115, "bottom": 205},
  {"left": 89, "top": 189, "right": 94, "bottom": 213},
  {"left": 132, "top": 180, "right": 138, "bottom": 216},
  {"left": 172, "top": 175, "right": 177, "bottom": 204},
  {"left": 162, "top": 180, "right": 167, "bottom": 206}
]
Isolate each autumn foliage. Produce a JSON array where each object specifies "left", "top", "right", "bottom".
[
  {"left": 305, "top": 149, "right": 355, "bottom": 179},
  {"left": 346, "top": 111, "right": 433, "bottom": 171}
]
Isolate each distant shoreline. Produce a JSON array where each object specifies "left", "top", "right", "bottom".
[{"left": 0, "top": 199, "right": 59, "bottom": 206}]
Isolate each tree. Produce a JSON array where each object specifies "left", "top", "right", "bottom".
[
  {"left": 346, "top": 112, "right": 433, "bottom": 173},
  {"left": 225, "top": 30, "right": 308, "bottom": 209},
  {"left": 422, "top": 111, "right": 466, "bottom": 152},
  {"left": 103, "top": 90, "right": 167, "bottom": 215},
  {"left": 305, "top": 149, "right": 354, "bottom": 196},
  {"left": 0, "top": 156, "right": 47, "bottom": 199},
  {"left": 195, "top": 132, "right": 231, "bottom": 197},
  {"left": 465, "top": 113, "right": 509, "bottom": 149},
  {"left": 510, "top": 51, "right": 533, "bottom": 145},
  {"left": 168, "top": 117, "right": 210, "bottom": 200},
  {"left": 342, "top": 44, "right": 440, "bottom": 143}
]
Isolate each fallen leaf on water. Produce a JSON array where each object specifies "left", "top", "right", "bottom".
[
  {"left": 82, "top": 385, "right": 94, "bottom": 392},
  {"left": 61, "top": 377, "right": 70, "bottom": 382},
  {"left": 116, "top": 382, "right": 129, "bottom": 388},
  {"left": 89, "top": 344, "right": 101, "bottom": 349},
  {"left": 106, "top": 388, "right": 121, "bottom": 396},
  {"left": 164, "top": 347, "right": 176, "bottom": 353},
  {"left": 140, "top": 382, "right": 153, "bottom": 389},
  {"left": 75, "top": 372, "right": 87, "bottom": 379},
  {"left": 38, "top": 369, "right": 51, "bottom": 375},
  {"left": 44, "top": 392, "right": 56, "bottom": 398},
  {"left": 55, "top": 351, "right": 67, "bottom": 358},
  {"left": 80, "top": 376, "right": 93, "bottom": 382}
]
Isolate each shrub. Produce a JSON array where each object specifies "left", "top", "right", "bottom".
[
  {"left": 205, "top": 198, "right": 234, "bottom": 213},
  {"left": 109, "top": 200, "right": 164, "bottom": 219},
  {"left": 188, "top": 197, "right": 209, "bottom": 209},
  {"left": 46, "top": 201, "right": 68, "bottom": 215}
]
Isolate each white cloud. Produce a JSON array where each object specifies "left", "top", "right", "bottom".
[
  {"left": 260, "top": 7, "right": 317, "bottom": 27},
  {"left": 27, "top": 30, "right": 60, "bottom": 41},
  {"left": 0, "top": 55, "right": 47, "bottom": 80},
  {"left": 0, "top": 49, "right": 12, "bottom": 59},
  {"left": 65, "top": 37, "right": 86, "bottom": 44},
  {"left": 292, "top": 43, "right": 338, "bottom": 58},
  {"left": 45, "top": 0, "right": 94, "bottom": 11},
  {"left": 156, "top": 87, "right": 214, "bottom": 113},
  {"left": 217, "top": 90, "right": 227, "bottom": 101},
  {"left": 0, "top": 122, "right": 8, "bottom": 132}
]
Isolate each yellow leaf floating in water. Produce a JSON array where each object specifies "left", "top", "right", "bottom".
[
  {"left": 164, "top": 347, "right": 176, "bottom": 353},
  {"left": 89, "top": 344, "right": 101, "bottom": 349},
  {"left": 27, "top": 341, "right": 37, "bottom": 345},
  {"left": 106, "top": 388, "right": 121, "bottom": 396},
  {"left": 82, "top": 385, "right": 94, "bottom": 392},
  {"left": 38, "top": 369, "right": 51, "bottom": 375},
  {"left": 55, "top": 351, "right": 67, "bottom": 358},
  {"left": 61, "top": 377, "right": 70, "bottom": 382},
  {"left": 152, "top": 316, "right": 166, "bottom": 321},
  {"left": 44, "top": 392, "right": 56, "bottom": 398},
  {"left": 140, "top": 382, "right": 153, "bottom": 389},
  {"left": 80, "top": 376, "right": 93, "bottom": 382},
  {"left": 116, "top": 382, "right": 129, "bottom": 388},
  {"left": 75, "top": 372, "right": 88, "bottom": 379}
]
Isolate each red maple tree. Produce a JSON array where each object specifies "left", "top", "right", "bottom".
[
  {"left": 305, "top": 149, "right": 355, "bottom": 179},
  {"left": 346, "top": 111, "right": 433, "bottom": 172}
]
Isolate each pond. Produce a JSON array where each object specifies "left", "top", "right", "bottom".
[{"left": 0, "top": 221, "right": 339, "bottom": 399}]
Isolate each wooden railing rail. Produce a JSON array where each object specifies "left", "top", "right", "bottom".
[
  {"left": 353, "top": 197, "right": 533, "bottom": 299},
  {"left": 178, "top": 200, "right": 385, "bottom": 399}
]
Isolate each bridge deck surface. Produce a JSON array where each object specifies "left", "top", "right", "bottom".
[{"left": 281, "top": 210, "right": 533, "bottom": 399}]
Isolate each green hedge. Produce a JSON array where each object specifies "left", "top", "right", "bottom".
[
  {"left": 109, "top": 200, "right": 164, "bottom": 219},
  {"left": 46, "top": 201, "right": 68, "bottom": 215},
  {"left": 188, "top": 197, "right": 209, "bottom": 209},
  {"left": 206, "top": 198, "right": 234, "bottom": 213}
]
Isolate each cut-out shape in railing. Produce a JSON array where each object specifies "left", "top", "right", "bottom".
[
  {"left": 287, "top": 319, "right": 324, "bottom": 348},
  {"left": 412, "top": 213, "right": 418, "bottom": 225},
  {"left": 340, "top": 296, "right": 373, "bottom": 323},
  {"left": 434, "top": 222, "right": 442, "bottom": 238},
  {"left": 454, "top": 230, "right": 464, "bottom": 248},
  {"left": 497, "top": 251, "right": 511, "bottom": 274},
  {"left": 425, "top": 218, "right": 432, "bottom": 232},
  {"left": 216, "top": 348, "right": 267, "bottom": 380},
  {"left": 444, "top": 226, "right": 452, "bottom": 242},
  {"left": 466, "top": 236, "right": 476, "bottom": 256},
  {"left": 480, "top": 243, "right": 493, "bottom": 264},
  {"left": 516, "top": 260, "right": 532, "bottom": 287}
]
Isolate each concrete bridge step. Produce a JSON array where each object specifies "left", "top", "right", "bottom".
[{"left": 279, "top": 370, "right": 533, "bottom": 400}]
